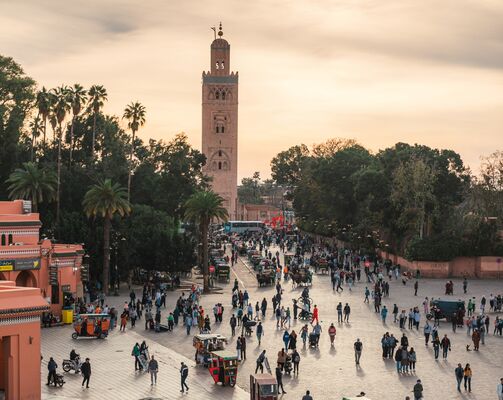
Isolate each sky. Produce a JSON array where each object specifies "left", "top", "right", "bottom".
[{"left": 1, "top": 0, "right": 502, "bottom": 181}]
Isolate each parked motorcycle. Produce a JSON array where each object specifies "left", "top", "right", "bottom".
[{"left": 62, "top": 356, "right": 82, "bottom": 373}]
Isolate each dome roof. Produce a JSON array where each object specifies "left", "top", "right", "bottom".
[{"left": 211, "top": 38, "right": 229, "bottom": 48}]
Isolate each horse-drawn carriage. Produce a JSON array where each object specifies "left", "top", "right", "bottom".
[
  {"left": 216, "top": 262, "right": 230, "bottom": 282},
  {"left": 313, "top": 257, "right": 329, "bottom": 274},
  {"left": 256, "top": 269, "right": 275, "bottom": 287},
  {"left": 289, "top": 267, "right": 312, "bottom": 287}
]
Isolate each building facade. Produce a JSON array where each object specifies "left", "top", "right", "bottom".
[
  {"left": 0, "top": 280, "right": 48, "bottom": 400},
  {"left": 202, "top": 23, "right": 239, "bottom": 219},
  {"left": 0, "top": 200, "right": 84, "bottom": 317}
]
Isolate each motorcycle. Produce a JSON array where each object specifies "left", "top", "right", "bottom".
[
  {"left": 62, "top": 357, "right": 82, "bottom": 373},
  {"left": 53, "top": 373, "right": 65, "bottom": 387}
]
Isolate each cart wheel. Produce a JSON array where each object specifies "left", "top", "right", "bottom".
[
  {"left": 229, "top": 377, "right": 236, "bottom": 387},
  {"left": 62, "top": 363, "right": 72, "bottom": 373},
  {"left": 58, "top": 381, "right": 64, "bottom": 388},
  {"left": 71, "top": 332, "right": 78, "bottom": 339}
]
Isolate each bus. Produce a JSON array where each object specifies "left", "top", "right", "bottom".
[{"left": 223, "top": 221, "right": 265, "bottom": 234}]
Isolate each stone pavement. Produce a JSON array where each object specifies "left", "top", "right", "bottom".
[
  {"left": 41, "top": 326, "right": 248, "bottom": 400},
  {"left": 41, "top": 245, "right": 503, "bottom": 400}
]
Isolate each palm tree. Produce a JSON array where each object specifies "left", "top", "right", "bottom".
[
  {"left": 51, "top": 86, "right": 70, "bottom": 229},
  {"left": 83, "top": 179, "right": 131, "bottom": 295},
  {"left": 184, "top": 191, "right": 228, "bottom": 292},
  {"left": 123, "top": 101, "right": 146, "bottom": 203},
  {"left": 6, "top": 162, "right": 57, "bottom": 212},
  {"left": 36, "top": 87, "right": 51, "bottom": 146},
  {"left": 87, "top": 85, "right": 108, "bottom": 158},
  {"left": 67, "top": 84, "right": 87, "bottom": 165},
  {"left": 29, "top": 116, "right": 43, "bottom": 161}
]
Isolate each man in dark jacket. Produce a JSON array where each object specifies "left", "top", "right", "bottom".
[
  {"left": 47, "top": 357, "right": 58, "bottom": 386},
  {"left": 275, "top": 367, "right": 287, "bottom": 394},
  {"left": 81, "top": 358, "right": 91, "bottom": 388},
  {"left": 413, "top": 379, "right": 423, "bottom": 400},
  {"left": 180, "top": 362, "right": 189, "bottom": 393},
  {"left": 455, "top": 363, "right": 464, "bottom": 392}
]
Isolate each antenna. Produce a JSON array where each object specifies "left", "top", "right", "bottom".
[{"left": 211, "top": 26, "right": 216, "bottom": 40}]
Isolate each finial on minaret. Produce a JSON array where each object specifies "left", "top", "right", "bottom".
[{"left": 218, "top": 22, "right": 223, "bottom": 37}]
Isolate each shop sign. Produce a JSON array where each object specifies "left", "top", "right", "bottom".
[
  {"left": 0, "top": 260, "right": 15, "bottom": 272},
  {"left": 61, "top": 284, "right": 71, "bottom": 292},
  {"left": 15, "top": 258, "right": 41, "bottom": 271},
  {"left": 22, "top": 200, "right": 32, "bottom": 214}
]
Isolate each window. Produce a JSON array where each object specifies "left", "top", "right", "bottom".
[
  {"left": 218, "top": 162, "right": 222, "bottom": 170},
  {"left": 221, "top": 61, "right": 225, "bottom": 70},
  {"left": 222, "top": 92, "right": 226, "bottom": 100},
  {"left": 216, "top": 126, "right": 220, "bottom": 133},
  {"left": 215, "top": 91, "right": 219, "bottom": 100},
  {"left": 218, "top": 150, "right": 222, "bottom": 157},
  {"left": 215, "top": 62, "right": 219, "bottom": 70},
  {"left": 8, "top": 234, "right": 13, "bottom": 245},
  {"left": 221, "top": 126, "right": 225, "bottom": 133},
  {"left": 1, "top": 234, "right": 5, "bottom": 246}
]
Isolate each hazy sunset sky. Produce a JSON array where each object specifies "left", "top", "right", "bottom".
[{"left": 1, "top": 0, "right": 502, "bottom": 180}]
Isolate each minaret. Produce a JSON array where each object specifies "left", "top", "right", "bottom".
[{"left": 202, "top": 23, "right": 239, "bottom": 219}]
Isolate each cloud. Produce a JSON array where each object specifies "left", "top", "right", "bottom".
[{"left": 0, "top": 0, "right": 502, "bottom": 179}]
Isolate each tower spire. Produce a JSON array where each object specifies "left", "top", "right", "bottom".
[{"left": 218, "top": 22, "right": 223, "bottom": 37}]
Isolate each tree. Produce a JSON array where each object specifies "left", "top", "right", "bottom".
[
  {"left": 51, "top": 86, "right": 70, "bottom": 229},
  {"left": 35, "top": 87, "right": 51, "bottom": 146},
  {"left": 238, "top": 171, "right": 264, "bottom": 204},
  {"left": 184, "top": 191, "right": 228, "bottom": 293},
  {"left": 123, "top": 101, "right": 146, "bottom": 203},
  {"left": 311, "top": 137, "right": 357, "bottom": 158},
  {"left": 6, "top": 162, "right": 56, "bottom": 212},
  {"left": 391, "top": 158, "right": 437, "bottom": 240},
  {"left": 271, "top": 144, "right": 309, "bottom": 186},
  {"left": 0, "top": 55, "right": 36, "bottom": 199},
  {"left": 67, "top": 84, "right": 87, "bottom": 165},
  {"left": 87, "top": 85, "right": 107, "bottom": 158},
  {"left": 83, "top": 179, "right": 131, "bottom": 295},
  {"left": 28, "top": 115, "right": 43, "bottom": 161}
]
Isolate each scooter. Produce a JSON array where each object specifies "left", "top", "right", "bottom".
[{"left": 62, "top": 356, "right": 82, "bottom": 373}]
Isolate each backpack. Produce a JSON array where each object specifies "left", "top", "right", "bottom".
[{"left": 293, "top": 353, "right": 300, "bottom": 363}]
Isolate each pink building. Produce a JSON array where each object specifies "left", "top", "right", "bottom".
[
  {"left": 0, "top": 200, "right": 84, "bottom": 317},
  {"left": 0, "top": 280, "right": 48, "bottom": 400}
]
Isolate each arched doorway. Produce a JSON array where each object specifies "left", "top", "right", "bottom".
[{"left": 15, "top": 270, "right": 37, "bottom": 287}]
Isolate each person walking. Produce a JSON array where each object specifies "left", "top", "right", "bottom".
[
  {"left": 46, "top": 357, "right": 58, "bottom": 387},
  {"left": 432, "top": 335, "right": 440, "bottom": 360},
  {"left": 354, "top": 338, "right": 363, "bottom": 364},
  {"left": 343, "top": 303, "right": 351, "bottom": 323},
  {"left": 292, "top": 349, "right": 300, "bottom": 374},
  {"left": 381, "top": 305, "right": 388, "bottom": 324},
  {"left": 311, "top": 305, "right": 319, "bottom": 325},
  {"left": 413, "top": 379, "right": 423, "bottom": 400},
  {"left": 256, "top": 322, "right": 264, "bottom": 345},
  {"left": 180, "top": 362, "right": 189, "bottom": 393},
  {"left": 423, "top": 322, "right": 431, "bottom": 346},
  {"left": 328, "top": 323, "right": 336, "bottom": 346},
  {"left": 337, "top": 302, "right": 343, "bottom": 323},
  {"left": 230, "top": 314, "right": 237, "bottom": 336},
  {"left": 408, "top": 348, "right": 416, "bottom": 371},
  {"left": 393, "top": 304, "right": 399, "bottom": 323},
  {"left": 440, "top": 334, "right": 451, "bottom": 359},
  {"left": 302, "top": 390, "right": 314, "bottom": 400},
  {"left": 236, "top": 336, "right": 242, "bottom": 361},
  {"left": 132, "top": 342, "right": 141, "bottom": 371},
  {"left": 81, "top": 358, "right": 91, "bottom": 388},
  {"left": 240, "top": 335, "right": 247, "bottom": 360},
  {"left": 463, "top": 363, "right": 472, "bottom": 392},
  {"left": 497, "top": 377, "right": 503, "bottom": 400},
  {"left": 275, "top": 367, "right": 287, "bottom": 394},
  {"left": 255, "top": 350, "right": 266, "bottom": 373},
  {"left": 472, "top": 329, "right": 480, "bottom": 351},
  {"left": 455, "top": 363, "right": 464, "bottom": 392},
  {"left": 148, "top": 355, "right": 158, "bottom": 386},
  {"left": 414, "top": 280, "right": 419, "bottom": 296}
]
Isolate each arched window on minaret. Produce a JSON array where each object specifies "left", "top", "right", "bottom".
[
  {"left": 215, "top": 62, "right": 220, "bottom": 70},
  {"left": 221, "top": 61, "right": 225, "bottom": 70},
  {"left": 218, "top": 161, "right": 222, "bottom": 170},
  {"left": 222, "top": 92, "right": 226, "bottom": 100},
  {"left": 215, "top": 91, "right": 220, "bottom": 100}
]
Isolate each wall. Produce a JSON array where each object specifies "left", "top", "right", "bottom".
[{"left": 384, "top": 252, "right": 503, "bottom": 279}]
